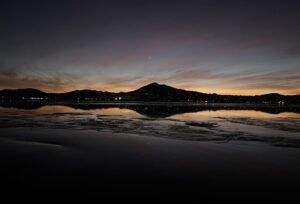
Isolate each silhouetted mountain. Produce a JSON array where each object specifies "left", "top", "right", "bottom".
[
  {"left": 126, "top": 82, "right": 208, "bottom": 101},
  {"left": 133, "top": 82, "right": 182, "bottom": 94},
  {"left": 0, "top": 83, "right": 299, "bottom": 104},
  {"left": 57, "top": 90, "right": 114, "bottom": 101},
  {"left": 0, "top": 88, "right": 46, "bottom": 100}
]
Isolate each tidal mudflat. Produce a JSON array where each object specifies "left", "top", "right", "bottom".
[{"left": 0, "top": 103, "right": 300, "bottom": 196}]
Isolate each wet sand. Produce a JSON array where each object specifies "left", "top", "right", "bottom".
[{"left": 1, "top": 127, "right": 300, "bottom": 197}]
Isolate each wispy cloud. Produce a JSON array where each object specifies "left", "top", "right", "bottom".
[
  {"left": 0, "top": 69, "right": 87, "bottom": 92},
  {"left": 1, "top": 66, "right": 299, "bottom": 95}
]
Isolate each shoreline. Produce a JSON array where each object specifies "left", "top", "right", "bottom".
[
  {"left": 3, "top": 100, "right": 300, "bottom": 106},
  {"left": 1, "top": 127, "right": 300, "bottom": 195}
]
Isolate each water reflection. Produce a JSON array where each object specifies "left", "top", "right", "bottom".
[
  {"left": 170, "top": 109, "right": 297, "bottom": 120},
  {"left": 34, "top": 105, "right": 141, "bottom": 117},
  {"left": 1, "top": 102, "right": 300, "bottom": 117},
  {"left": 0, "top": 103, "right": 299, "bottom": 147}
]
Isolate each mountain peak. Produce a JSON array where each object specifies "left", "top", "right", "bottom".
[
  {"left": 134, "top": 82, "right": 174, "bottom": 92},
  {"left": 145, "top": 82, "right": 160, "bottom": 87},
  {"left": 1, "top": 83, "right": 299, "bottom": 104}
]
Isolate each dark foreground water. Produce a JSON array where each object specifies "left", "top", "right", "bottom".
[{"left": 0, "top": 103, "right": 300, "bottom": 197}]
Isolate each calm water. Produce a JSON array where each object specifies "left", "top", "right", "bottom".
[
  {"left": 1, "top": 103, "right": 300, "bottom": 196},
  {"left": 1, "top": 104, "right": 299, "bottom": 147}
]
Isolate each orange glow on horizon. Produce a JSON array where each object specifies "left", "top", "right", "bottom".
[{"left": 35, "top": 83, "right": 300, "bottom": 96}]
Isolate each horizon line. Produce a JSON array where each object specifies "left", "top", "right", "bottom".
[{"left": 1, "top": 82, "right": 299, "bottom": 97}]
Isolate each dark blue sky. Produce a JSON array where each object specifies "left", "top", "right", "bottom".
[{"left": 0, "top": 0, "right": 299, "bottom": 94}]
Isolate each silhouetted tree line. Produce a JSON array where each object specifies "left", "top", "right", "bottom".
[{"left": 1, "top": 83, "right": 299, "bottom": 104}]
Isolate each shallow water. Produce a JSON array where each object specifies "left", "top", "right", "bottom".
[
  {"left": 1, "top": 103, "right": 300, "bottom": 196},
  {"left": 1, "top": 104, "right": 299, "bottom": 147}
]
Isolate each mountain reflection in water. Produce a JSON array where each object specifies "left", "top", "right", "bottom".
[
  {"left": 1, "top": 102, "right": 300, "bottom": 117},
  {"left": 1, "top": 103, "right": 299, "bottom": 147}
]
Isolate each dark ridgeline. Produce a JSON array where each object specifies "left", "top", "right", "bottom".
[{"left": 0, "top": 82, "right": 300, "bottom": 104}]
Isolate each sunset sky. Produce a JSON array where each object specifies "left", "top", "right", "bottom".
[{"left": 0, "top": 0, "right": 299, "bottom": 95}]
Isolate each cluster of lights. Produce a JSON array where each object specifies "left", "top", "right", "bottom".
[{"left": 114, "top": 97, "right": 122, "bottom": 101}]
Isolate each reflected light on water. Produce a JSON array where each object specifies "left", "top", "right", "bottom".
[
  {"left": 0, "top": 105, "right": 299, "bottom": 147},
  {"left": 33, "top": 106, "right": 141, "bottom": 117},
  {"left": 87, "top": 107, "right": 141, "bottom": 117},
  {"left": 34, "top": 105, "right": 83, "bottom": 113},
  {"left": 169, "top": 109, "right": 300, "bottom": 120},
  {"left": 1, "top": 105, "right": 299, "bottom": 120}
]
